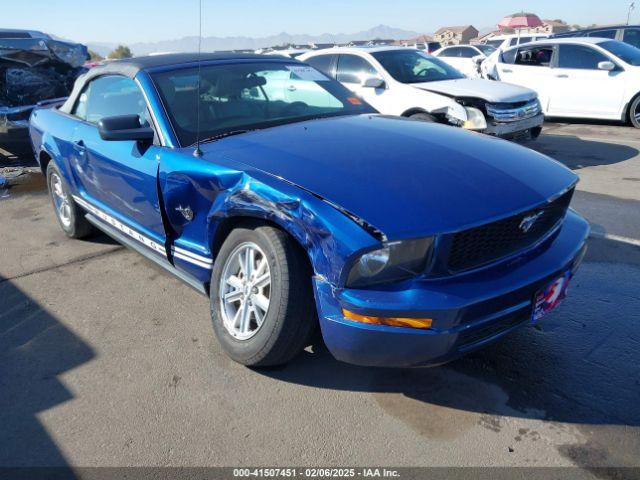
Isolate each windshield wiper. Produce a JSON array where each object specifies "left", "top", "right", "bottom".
[{"left": 195, "top": 129, "right": 251, "bottom": 145}]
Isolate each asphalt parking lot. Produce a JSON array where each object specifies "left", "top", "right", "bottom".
[{"left": 1, "top": 122, "right": 639, "bottom": 472}]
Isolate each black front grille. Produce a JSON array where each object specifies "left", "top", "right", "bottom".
[{"left": 447, "top": 188, "right": 574, "bottom": 272}]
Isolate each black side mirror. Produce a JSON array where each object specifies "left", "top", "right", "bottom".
[{"left": 98, "top": 115, "right": 155, "bottom": 142}]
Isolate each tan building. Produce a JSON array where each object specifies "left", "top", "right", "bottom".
[
  {"left": 528, "top": 19, "right": 572, "bottom": 34},
  {"left": 434, "top": 25, "right": 479, "bottom": 46}
]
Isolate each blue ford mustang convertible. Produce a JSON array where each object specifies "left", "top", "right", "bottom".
[{"left": 29, "top": 53, "right": 589, "bottom": 367}]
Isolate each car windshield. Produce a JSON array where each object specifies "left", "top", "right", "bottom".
[
  {"left": 151, "top": 61, "right": 375, "bottom": 147},
  {"left": 598, "top": 40, "right": 640, "bottom": 66},
  {"left": 371, "top": 49, "right": 466, "bottom": 83},
  {"left": 475, "top": 44, "right": 497, "bottom": 55}
]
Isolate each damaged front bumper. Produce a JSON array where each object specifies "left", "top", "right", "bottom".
[
  {"left": 483, "top": 113, "right": 544, "bottom": 139},
  {"left": 313, "top": 210, "right": 589, "bottom": 367}
]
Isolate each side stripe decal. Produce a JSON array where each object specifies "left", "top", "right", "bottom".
[{"left": 73, "top": 195, "right": 213, "bottom": 270}]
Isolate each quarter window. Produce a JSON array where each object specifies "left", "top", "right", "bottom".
[
  {"left": 336, "top": 55, "right": 378, "bottom": 84},
  {"left": 558, "top": 44, "right": 609, "bottom": 69},
  {"left": 72, "top": 75, "right": 150, "bottom": 125}
]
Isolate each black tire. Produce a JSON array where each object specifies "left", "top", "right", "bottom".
[
  {"left": 530, "top": 126, "right": 543, "bottom": 140},
  {"left": 46, "top": 162, "right": 93, "bottom": 239},
  {"left": 629, "top": 95, "right": 640, "bottom": 129},
  {"left": 409, "top": 112, "right": 437, "bottom": 123},
  {"left": 210, "top": 222, "right": 317, "bottom": 367}
]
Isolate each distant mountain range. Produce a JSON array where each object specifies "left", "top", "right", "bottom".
[{"left": 88, "top": 25, "right": 423, "bottom": 56}]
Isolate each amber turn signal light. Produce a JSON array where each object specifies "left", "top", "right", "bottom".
[{"left": 342, "top": 309, "right": 432, "bottom": 330}]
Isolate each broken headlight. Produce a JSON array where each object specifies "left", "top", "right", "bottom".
[
  {"left": 462, "top": 107, "right": 487, "bottom": 130},
  {"left": 346, "top": 237, "right": 434, "bottom": 288}
]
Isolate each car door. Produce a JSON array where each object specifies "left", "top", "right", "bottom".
[
  {"left": 496, "top": 44, "right": 556, "bottom": 111},
  {"left": 335, "top": 54, "right": 391, "bottom": 112},
  {"left": 548, "top": 43, "right": 626, "bottom": 118},
  {"left": 69, "top": 75, "right": 168, "bottom": 251}
]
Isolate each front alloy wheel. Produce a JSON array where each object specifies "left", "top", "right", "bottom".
[
  {"left": 210, "top": 222, "right": 316, "bottom": 367},
  {"left": 219, "top": 242, "right": 271, "bottom": 341}
]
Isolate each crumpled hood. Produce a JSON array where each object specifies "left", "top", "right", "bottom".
[
  {"left": 0, "top": 36, "right": 87, "bottom": 109},
  {"left": 0, "top": 37, "right": 88, "bottom": 68},
  {"left": 414, "top": 78, "right": 537, "bottom": 103},
  {"left": 202, "top": 115, "right": 576, "bottom": 239}
]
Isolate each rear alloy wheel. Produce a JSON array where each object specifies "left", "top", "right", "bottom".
[
  {"left": 210, "top": 223, "right": 316, "bottom": 367},
  {"left": 46, "top": 162, "right": 93, "bottom": 239},
  {"left": 630, "top": 95, "right": 640, "bottom": 129}
]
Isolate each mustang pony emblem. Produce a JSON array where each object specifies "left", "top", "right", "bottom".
[
  {"left": 176, "top": 205, "right": 194, "bottom": 221},
  {"left": 519, "top": 211, "right": 544, "bottom": 233}
]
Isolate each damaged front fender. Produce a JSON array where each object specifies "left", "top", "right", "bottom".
[{"left": 159, "top": 152, "right": 380, "bottom": 286}]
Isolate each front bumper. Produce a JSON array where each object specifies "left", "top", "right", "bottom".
[
  {"left": 483, "top": 113, "right": 544, "bottom": 138},
  {"left": 314, "top": 210, "right": 589, "bottom": 367}
]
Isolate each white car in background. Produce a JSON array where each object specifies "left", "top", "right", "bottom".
[
  {"left": 481, "top": 33, "right": 550, "bottom": 79},
  {"left": 493, "top": 38, "right": 640, "bottom": 128},
  {"left": 433, "top": 44, "right": 497, "bottom": 78},
  {"left": 299, "top": 46, "right": 544, "bottom": 139}
]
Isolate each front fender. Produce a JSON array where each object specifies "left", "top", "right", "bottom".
[
  {"left": 399, "top": 84, "right": 466, "bottom": 122},
  {"left": 159, "top": 153, "right": 379, "bottom": 286}
]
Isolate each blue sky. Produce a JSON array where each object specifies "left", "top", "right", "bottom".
[{"left": 5, "top": 0, "right": 637, "bottom": 44}]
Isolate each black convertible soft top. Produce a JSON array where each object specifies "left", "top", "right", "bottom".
[{"left": 60, "top": 52, "right": 292, "bottom": 114}]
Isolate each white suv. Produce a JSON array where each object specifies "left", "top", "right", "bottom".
[
  {"left": 299, "top": 46, "right": 544, "bottom": 139},
  {"left": 493, "top": 38, "right": 640, "bottom": 127}
]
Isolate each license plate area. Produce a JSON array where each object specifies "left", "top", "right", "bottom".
[{"left": 532, "top": 270, "right": 572, "bottom": 323}]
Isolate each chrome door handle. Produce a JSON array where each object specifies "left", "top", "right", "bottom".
[
  {"left": 502, "top": 69, "right": 512, "bottom": 73},
  {"left": 287, "top": 85, "right": 297, "bottom": 92},
  {"left": 555, "top": 74, "right": 569, "bottom": 78}
]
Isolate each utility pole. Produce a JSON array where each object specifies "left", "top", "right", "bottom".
[{"left": 628, "top": 2, "right": 636, "bottom": 25}]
